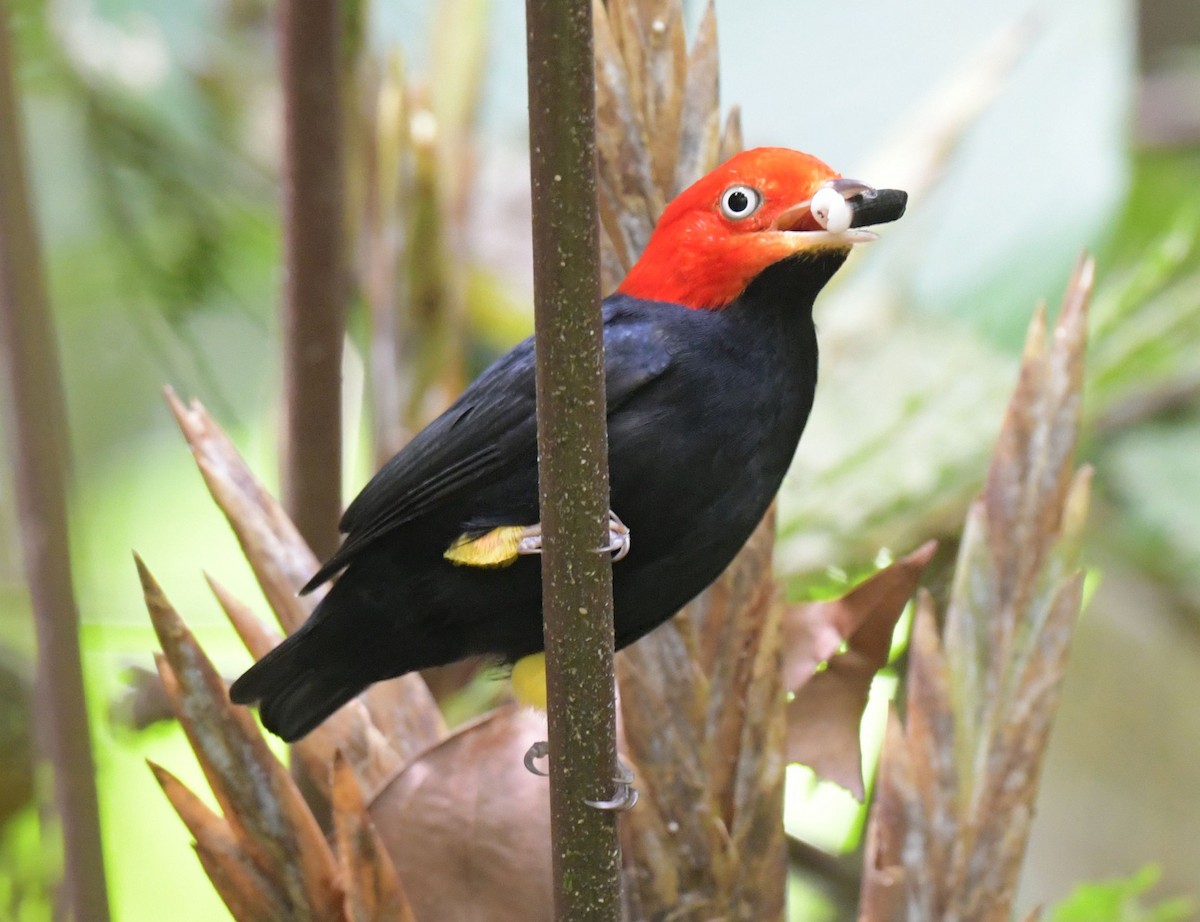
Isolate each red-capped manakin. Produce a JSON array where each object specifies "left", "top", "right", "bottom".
[{"left": 231, "top": 147, "right": 907, "bottom": 741}]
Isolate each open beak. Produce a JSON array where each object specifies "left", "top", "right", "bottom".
[{"left": 772, "top": 179, "right": 908, "bottom": 249}]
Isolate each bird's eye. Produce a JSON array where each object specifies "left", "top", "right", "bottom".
[{"left": 719, "top": 184, "right": 762, "bottom": 220}]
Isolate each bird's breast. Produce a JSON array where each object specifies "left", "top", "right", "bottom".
[{"left": 608, "top": 305, "right": 816, "bottom": 583}]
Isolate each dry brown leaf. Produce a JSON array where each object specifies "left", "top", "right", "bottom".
[
  {"left": 193, "top": 840, "right": 286, "bottom": 922},
  {"left": 593, "top": 2, "right": 784, "bottom": 915},
  {"left": 860, "top": 260, "right": 1094, "bottom": 921},
  {"left": 368, "top": 706, "right": 553, "bottom": 922},
  {"left": 786, "top": 657, "right": 879, "bottom": 801},
  {"left": 639, "top": 0, "right": 687, "bottom": 195},
  {"left": 294, "top": 696, "right": 408, "bottom": 806},
  {"left": 675, "top": 0, "right": 721, "bottom": 194},
  {"left": 783, "top": 542, "right": 936, "bottom": 799},
  {"left": 718, "top": 104, "right": 743, "bottom": 165},
  {"left": 900, "top": 593, "right": 959, "bottom": 911},
  {"left": 139, "top": 557, "right": 342, "bottom": 920},
  {"left": 594, "top": 0, "right": 734, "bottom": 294},
  {"left": 207, "top": 566, "right": 406, "bottom": 803},
  {"left": 331, "top": 753, "right": 417, "bottom": 922},
  {"left": 982, "top": 262, "right": 1089, "bottom": 615},
  {"left": 165, "top": 388, "right": 321, "bottom": 632},
  {"left": 783, "top": 541, "right": 937, "bottom": 690},
  {"left": 594, "top": 0, "right": 661, "bottom": 283}
]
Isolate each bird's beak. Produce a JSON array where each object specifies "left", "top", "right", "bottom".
[{"left": 772, "top": 179, "right": 908, "bottom": 250}]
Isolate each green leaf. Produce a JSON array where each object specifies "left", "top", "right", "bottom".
[{"left": 1046, "top": 866, "right": 1193, "bottom": 922}]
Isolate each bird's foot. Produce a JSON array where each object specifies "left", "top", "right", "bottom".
[
  {"left": 515, "top": 509, "right": 631, "bottom": 561},
  {"left": 585, "top": 760, "right": 639, "bottom": 812},
  {"left": 522, "top": 743, "right": 640, "bottom": 811}
]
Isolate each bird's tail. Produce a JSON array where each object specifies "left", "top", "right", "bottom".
[{"left": 228, "top": 622, "right": 365, "bottom": 743}]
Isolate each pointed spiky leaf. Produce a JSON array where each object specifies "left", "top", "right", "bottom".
[
  {"left": 592, "top": 2, "right": 776, "bottom": 914},
  {"left": 717, "top": 104, "right": 743, "bottom": 165},
  {"left": 165, "top": 388, "right": 320, "bottom": 632},
  {"left": 206, "top": 574, "right": 281, "bottom": 661},
  {"left": 205, "top": 575, "right": 405, "bottom": 801},
  {"left": 165, "top": 390, "right": 446, "bottom": 761},
  {"left": 675, "top": 0, "right": 722, "bottom": 193},
  {"left": 861, "top": 260, "right": 1095, "bottom": 921},
  {"left": 151, "top": 762, "right": 287, "bottom": 921},
  {"left": 594, "top": 0, "right": 661, "bottom": 283},
  {"left": 859, "top": 713, "right": 912, "bottom": 922},
  {"left": 139, "top": 558, "right": 341, "bottom": 919}
]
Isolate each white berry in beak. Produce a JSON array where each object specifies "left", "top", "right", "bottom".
[{"left": 810, "top": 185, "right": 853, "bottom": 234}]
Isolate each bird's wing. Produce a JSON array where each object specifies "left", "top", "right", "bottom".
[{"left": 301, "top": 304, "right": 674, "bottom": 593}]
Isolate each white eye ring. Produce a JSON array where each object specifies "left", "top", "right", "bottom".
[{"left": 719, "top": 184, "right": 763, "bottom": 220}]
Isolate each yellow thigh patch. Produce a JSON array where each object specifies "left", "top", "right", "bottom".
[{"left": 443, "top": 525, "right": 529, "bottom": 568}]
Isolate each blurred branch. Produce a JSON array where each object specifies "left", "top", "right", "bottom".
[
  {"left": 856, "top": 15, "right": 1034, "bottom": 199},
  {"left": 525, "top": 0, "right": 622, "bottom": 917},
  {"left": 0, "top": 2, "right": 110, "bottom": 918},
  {"left": 278, "top": 0, "right": 347, "bottom": 560},
  {"left": 113, "top": 665, "right": 181, "bottom": 731},
  {"left": 1091, "top": 373, "right": 1200, "bottom": 436},
  {"left": 0, "top": 647, "right": 34, "bottom": 829}
]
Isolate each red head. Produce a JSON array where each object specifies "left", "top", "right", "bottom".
[{"left": 617, "top": 147, "right": 888, "bottom": 310}]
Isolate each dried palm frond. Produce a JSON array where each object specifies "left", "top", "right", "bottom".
[
  {"left": 144, "top": 399, "right": 562, "bottom": 919},
  {"left": 593, "top": 0, "right": 741, "bottom": 292},
  {"left": 166, "top": 390, "right": 445, "bottom": 778},
  {"left": 859, "top": 259, "right": 1094, "bottom": 922}
]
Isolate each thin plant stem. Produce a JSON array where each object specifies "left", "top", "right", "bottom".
[
  {"left": 277, "top": 0, "right": 347, "bottom": 561},
  {"left": 0, "top": 3, "right": 111, "bottom": 918},
  {"left": 524, "top": 0, "right": 623, "bottom": 917}
]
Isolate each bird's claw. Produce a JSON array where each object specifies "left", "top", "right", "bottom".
[
  {"left": 515, "top": 510, "right": 631, "bottom": 562},
  {"left": 523, "top": 740, "right": 550, "bottom": 777},
  {"left": 585, "top": 761, "right": 639, "bottom": 811},
  {"left": 516, "top": 525, "right": 543, "bottom": 557},
  {"left": 595, "top": 510, "right": 631, "bottom": 561}
]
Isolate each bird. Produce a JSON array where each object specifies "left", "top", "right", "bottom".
[{"left": 230, "top": 147, "right": 907, "bottom": 743}]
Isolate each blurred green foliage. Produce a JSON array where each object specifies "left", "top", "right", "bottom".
[{"left": 1046, "top": 866, "right": 1193, "bottom": 922}]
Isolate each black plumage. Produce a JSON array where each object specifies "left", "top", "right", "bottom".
[{"left": 230, "top": 252, "right": 846, "bottom": 741}]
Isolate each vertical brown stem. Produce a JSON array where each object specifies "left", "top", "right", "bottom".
[
  {"left": 525, "top": 0, "right": 622, "bottom": 918},
  {"left": 0, "top": 3, "right": 110, "bottom": 919},
  {"left": 278, "top": 0, "right": 346, "bottom": 561}
]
